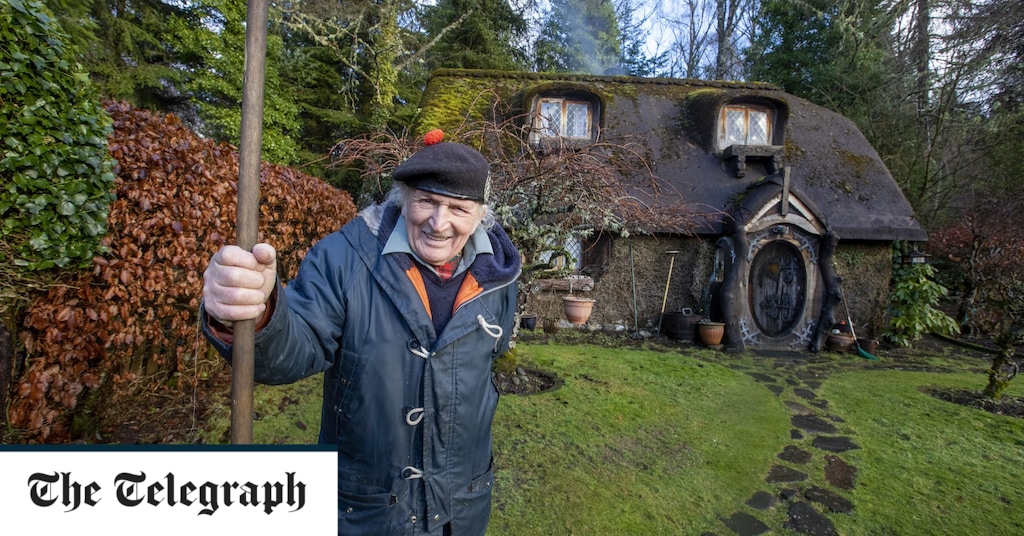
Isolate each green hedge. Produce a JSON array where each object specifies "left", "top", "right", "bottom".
[{"left": 1, "top": 0, "right": 115, "bottom": 271}]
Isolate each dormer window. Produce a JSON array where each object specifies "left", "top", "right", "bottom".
[
  {"left": 720, "top": 104, "right": 772, "bottom": 147},
  {"left": 718, "top": 103, "right": 784, "bottom": 178},
  {"left": 536, "top": 97, "right": 592, "bottom": 138},
  {"left": 528, "top": 92, "right": 600, "bottom": 148}
]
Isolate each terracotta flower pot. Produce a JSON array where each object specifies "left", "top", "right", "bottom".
[
  {"left": 698, "top": 321, "right": 725, "bottom": 346},
  {"left": 562, "top": 296, "right": 596, "bottom": 325}
]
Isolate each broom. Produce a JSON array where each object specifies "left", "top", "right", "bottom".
[{"left": 839, "top": 286, "right": 878, "bottom": 361}]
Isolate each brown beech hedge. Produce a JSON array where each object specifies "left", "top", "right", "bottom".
[{"left": 10, "top": 102, "right": 357, "bottom": 441}]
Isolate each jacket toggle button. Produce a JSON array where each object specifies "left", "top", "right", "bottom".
[
  {"left": 408, "top": 339, "right": 430, "bottom": 359},
  {"left": 405, "top": 407, "right": 424, "bottom": 426},
  {"left": 401, "top": 466, "right": 424, "bottom": 480}
]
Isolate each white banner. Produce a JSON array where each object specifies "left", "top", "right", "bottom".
[{"left": 0, "top": 446, "right": 337, "bottom": 535}]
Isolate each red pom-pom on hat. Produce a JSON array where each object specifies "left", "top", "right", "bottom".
[{"left": 423, "top": 129, "right": 444, "bottom": 145}]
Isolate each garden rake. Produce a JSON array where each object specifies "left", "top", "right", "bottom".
[{"left": 839, "top": 286, "right": 878, "bottom": 361}]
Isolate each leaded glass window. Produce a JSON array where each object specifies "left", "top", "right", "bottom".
[
  {"left": 535, "top": 98, "right": 593, "bottom": 139},
  {"left": 720, "top": 105, "right": 772, "bottom": 146}
]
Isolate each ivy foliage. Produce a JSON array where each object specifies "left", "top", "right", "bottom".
[{"left": 0, "top": 0, "right": 116, "bottom": 271}]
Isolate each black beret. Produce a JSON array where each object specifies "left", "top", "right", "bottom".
[{"left": 392, "top": 142, "right": 490, "bottom": 202}]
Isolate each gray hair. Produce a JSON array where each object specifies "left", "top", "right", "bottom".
[{"left": 387, "top": 182, "right": 495, "bottom": 230}]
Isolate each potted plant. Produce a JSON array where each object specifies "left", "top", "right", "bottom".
[
  {"left": 562, "top": 295, "right": 596, "bottom": 325},
  {"left": 519, "top": 313, "right": 538, "bottom": 331},
  {"left": 695, "top": 277, "right": 724, "bottom": 346},
  {"left": 698, "top": 318, "right": 726, "bottom": 346},
  {"left": 826, "top": 321, "right": 856, "bottom": 352},
  {"left": 561, "top": 276, "right": 595, "bottom": 325}
]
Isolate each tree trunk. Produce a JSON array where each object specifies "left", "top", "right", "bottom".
[
  {"left": 982, "top": 347, "right": 1018, "bottom": 399},
  {"left": 956, "top": 282, "right": 978, "bottom": 336},
  {"left": 812, "top": 230, "right": 841, "bottom": 352},
  {"left": 714, "top": 0, "right": 741, "bottom": 79},
  {"left": 912, "top": 0, "right": 930, "bottom": 111},
  {"left": 366, "top": 0, "right": 400, "bottom": 130}
]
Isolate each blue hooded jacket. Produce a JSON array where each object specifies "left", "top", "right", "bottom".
[{"left": 203, "top": 202, "right": 521, "bottom": 535}]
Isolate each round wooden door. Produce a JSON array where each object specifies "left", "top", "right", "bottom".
[{"left": 749, "top": 240, "right": 807, "bottom": 337}]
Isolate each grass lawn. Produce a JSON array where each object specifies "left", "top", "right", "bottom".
[
  {"left": 488, "top": 343, "right": 789, "bottom": 534},
  {"left": 227, "top": 336, "right": 1024, "bottom": 535},
  {"left": 825, "top": 370, "right": 1024, "bottom": 535}
]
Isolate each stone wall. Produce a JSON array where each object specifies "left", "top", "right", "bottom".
[
  {"left": 832, "top": 243, "right": 893, "bottom": 340},
  {"left": 520, "top": 235, "right": 892, "bottom": 340},
  {"left": 522, "top": 236, "right": 715, "bottom": 332}
]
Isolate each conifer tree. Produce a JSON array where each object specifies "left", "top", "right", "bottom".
[
  {"left": 616, "top": 0, "right": 665, "bottom": 77},
  {"left": 172, "top": 0, "right": 300, "bottom": 164},
  {"left": 421, "top": 0, "right": 530, "bottom": 71},
  {"left": 534, "top": 0, "right": 621, "bottom": 74},
  {"left": 46, "top": 0, "right": 194, "bottom": 112},
  {"left": 745, "top": 0, "right": 892, "bottom": 117}
]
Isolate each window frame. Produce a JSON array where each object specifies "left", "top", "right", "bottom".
[
  {"left": 537, "top": 233, "right": 612, "bottom": 276},
  {"left": 529, "top": 93, "right": 599, "bottom": 146},
  {"left": 536, "top": 235, "right": 582, "bottom": 272},
  {"left": 718, "top": 104, "right": 774, "bottom": 148}
]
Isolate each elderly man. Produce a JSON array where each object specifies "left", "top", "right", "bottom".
[{"left": 200, "top": 136, "right": 521, "bottom": 535}]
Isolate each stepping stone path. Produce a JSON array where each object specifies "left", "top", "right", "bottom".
[
  {"left": 778, "top": 445, "right": 813, "bottom": 465},
  {"left": 791, "top": 414, "right": 839, "bottom": 434},
  {"left": 722, "top": 512, "right": 771, "bottom": 535},
  {"left": 824, "top": 455, "right": 857, "bottom": 490},
  {"left": 746, "top": 490, "right": 778, "bottom": 510},
  {"left": 700, "top": 355, "right": 867, "bottom": 536},
  {"left": 784, "top": 502, "right": 838, "bottom": 536}
]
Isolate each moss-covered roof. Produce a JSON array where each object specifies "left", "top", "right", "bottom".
[{"left": 416, "top": 69, "right": 926, "bottom": 242}]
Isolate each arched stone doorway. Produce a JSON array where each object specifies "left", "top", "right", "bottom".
[
  {"left": 750, "top": 239, "right": 807, "bottom": 337},
  {"left": 737, "top": 222, "right": 822, "bottom": 350},
  {"left": 714, "top": 189, "right": 829, "bottom": 352}
]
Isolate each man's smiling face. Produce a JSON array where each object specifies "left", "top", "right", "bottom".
[{"left": 403, "top": 189, "right": 484, "bottom": 266}]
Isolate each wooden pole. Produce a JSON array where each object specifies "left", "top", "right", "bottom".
[
  {"left": 231, "top": 0, "right": 269, "bottom": 445},
  {"left": 657, "top": 251, "right": 680, "bottom": 337}
]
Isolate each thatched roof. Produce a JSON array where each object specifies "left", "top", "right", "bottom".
[{"left": 417, "top": 69, "right": 927, "bottom": 242}]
